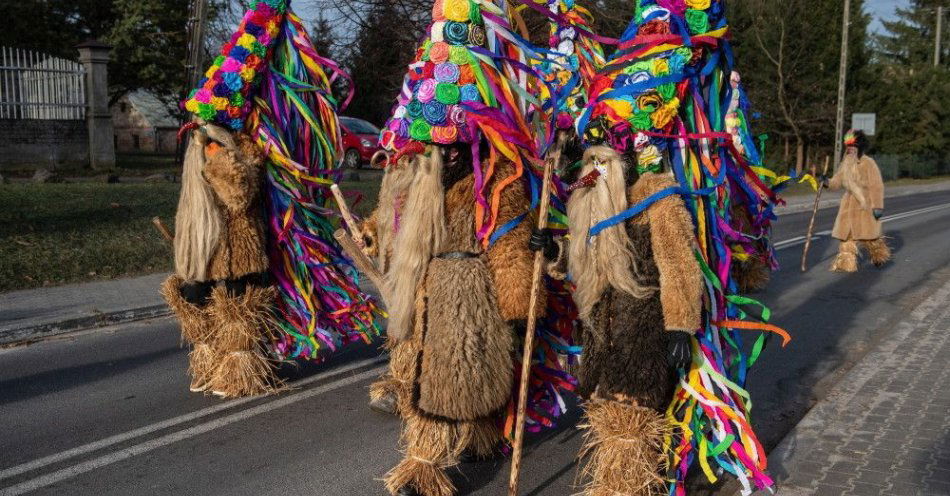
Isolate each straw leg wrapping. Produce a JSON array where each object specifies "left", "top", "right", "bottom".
[
  {"left": 862, "top": 238, "right": 892, "bottom": 267},
  {"left": 162, "top": 275, "right": 217, "bottom": 392},
  {"left": 830, "top": 239, "right": 859, "bottom": 273},
  {"left": 205, "top": 284, "right": 282, "bottom": 398},
  {"left": 579, "top": 397, "right": 670, "bottom": 496}
]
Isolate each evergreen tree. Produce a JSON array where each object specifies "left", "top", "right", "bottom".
[
  {"left": 728, "top": 0, "right": 873, "bottom": 172},
  {"left": 344, "top": 1, "right": 423, "bottom": 124},
  {"left": 876, "top": 0, "right": 949, "bottom": 67},
  {"left": 863, "top": 1, "right": 950, "bottom": 167}
]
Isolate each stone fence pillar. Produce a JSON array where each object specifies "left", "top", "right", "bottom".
[{"left": 77, "top": 40, "right": 116, "bottom": 170}]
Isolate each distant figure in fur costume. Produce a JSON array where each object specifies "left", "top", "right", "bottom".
[
  {"left": 361, "top": 161, "right": 418, "bottom": 416},
  {"left": 567, "top": 145, "right": 702, "bottom": 495},
  {"left": 161, "top": 122, "right": 282, "bottom": 398},
  {"left": 825, "top": 130, "right": 890, "bottom": 272}
]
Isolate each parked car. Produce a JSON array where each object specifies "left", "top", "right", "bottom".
[{"left": 340, "top": 116, "right": 382, "bottom": 169}]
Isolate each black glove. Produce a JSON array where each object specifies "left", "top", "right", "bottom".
[
  {"left": 872, "top": 208, "right": 883, "bottom": 220},
  {"left": 529, "top": 228, "right": 560, "bottom": 260},
  {"left": 666, "top": 331, "right": 692, "bottom": 370},
  {"left": 818, "top": 175, "right": 830, "bottom": 188}
]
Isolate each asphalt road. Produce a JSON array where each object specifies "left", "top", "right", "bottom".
[{"left": 2, "top": 189, "right": 950, "bottom": 496}]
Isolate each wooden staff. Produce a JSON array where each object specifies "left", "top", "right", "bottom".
[
  {"left": 801, "top": 156, "right": 831, "bottom": 272},
  {"left": 508, "top": 135, "right": 563, "bottom": 496},
  {"left": 329, "top": 184, "right": 387, "bottom": 296},
  {"left": 331, "top": 184, "right": 363, "bottom": 246},
  {"left": 152, "top": 216, "right": 174, "bottom": 243}
]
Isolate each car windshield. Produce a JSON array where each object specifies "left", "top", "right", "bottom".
[{"left": 341, "top": 117, "right": 380, "bottom": 135}]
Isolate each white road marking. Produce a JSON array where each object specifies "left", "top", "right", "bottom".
[
  {"left": 774, "top": 202, "right": 950, "bottom": 250},
  {"left": 0, "top": 356, "right": 386, "bottom": 483},
  {"left": 0, "top": 365, "right": 386, "bottom": 496}
]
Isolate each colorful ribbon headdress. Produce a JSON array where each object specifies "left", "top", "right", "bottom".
[{"left": 380, "top": 0, "right": 552, "bottom": 248}]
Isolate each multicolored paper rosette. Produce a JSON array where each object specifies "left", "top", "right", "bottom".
[
  {"left": 184, "top": 0, "right": 289, "bottom": 130},
  {"left": 577, "top": 1, "right": 788, "bottom": 494}
]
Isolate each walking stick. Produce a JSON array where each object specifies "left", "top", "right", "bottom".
[
  {"left": 801, "top": 156, "right": 831, "bottom": 272},
  {"left": 330, "top": 184, "right": 387, "bottom": 297},
  {"left": 508, "top": 134, "right": 563, "bottom": 496},
  {"left": 152, "top": 217, "right": 174, "bottom": 243}
]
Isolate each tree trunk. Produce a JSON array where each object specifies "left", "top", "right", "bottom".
[{"left": 795, "top": 137, "right": 805, "bottom": 175}]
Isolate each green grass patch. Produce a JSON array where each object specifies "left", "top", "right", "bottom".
[
  {"left": 0, "top": 174, "right": 384, "bottom": 293},
  {"left": 0, "top": 183, "right": 179, "bottom": 292}
]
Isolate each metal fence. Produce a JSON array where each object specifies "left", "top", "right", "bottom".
[{"left": 0, "top": 46, "right": 86, "bottom": 120}]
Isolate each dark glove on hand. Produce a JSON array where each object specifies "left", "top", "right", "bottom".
[
  {"left": 819, "top": 176, "right": 830, "bottom": 188},
  {"left": 666, "top": 331, "right": 692, "bottom": 369},
  {"left": 873, "top": 208, "right": 884, "bottom": 220},
  {"left": 529, "top": 228, "right": 559, "bottom": 260}
]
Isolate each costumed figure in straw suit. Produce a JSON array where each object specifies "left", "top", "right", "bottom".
[
  {"left": 567, "top": 0, "right": 787, "bottom": 494},
  {"left": 370, "top": 0, "right": 571, "bottom": 494},
  {"left": 164, "top": 0, "right": 381, "bottom": 398},
  {"left": 827, "top": 129, "right": 890, "bottom": 273}
]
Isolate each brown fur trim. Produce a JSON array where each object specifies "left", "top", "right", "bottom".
[
  {"left": 579, "top": 397, "right": 670, "bottom": 496},
  {"left": 442, "top": 173, "right": 479, "bottom": 253},
  {"left": 631, "top": 172, "right": 702, "bottom": 334},
  {"left": 831, "top": 240, "right": 858, "bottom": 273},
  {"left": 417, "top": 257, "right": 513, "bottom": 420},
  {"left": 485, "top": 160, "right": 546, "bottom": 321},
  {"left": 732, "top": 257, "right": 771, "bottom": 294},
  {"left": 206, "top": 284, "right": 277, "bottom": 352},
  {"left": 384, "top": 413, "right": 458, "bottom": 496},
  {"left": 161, "top": 275, "right": 211, "bottom": 345},
  {"left": 203, "top": 131, "right": 264, "bottom": 213},
  {"left": 207, "top": 212, "right": 270, "bottom": 281},
  {"left": 862, "top": 238, "right": 892, "bottom": 267},
  {"left": 208, "top": 350, "right": 282, "bottom": 398}
]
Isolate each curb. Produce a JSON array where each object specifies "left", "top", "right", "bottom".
[{"left": 0, "top": 304, "right": 171, "bottom": 347}]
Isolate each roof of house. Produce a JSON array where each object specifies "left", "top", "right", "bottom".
[{"left": 126, "top": 90, "right": 179, "bottom": 129}]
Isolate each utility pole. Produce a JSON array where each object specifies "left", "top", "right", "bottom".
[
  {"left": 178, "top": 0, "right": 209, "bottom": 162},
  {"left": 185, "top": 0, "right": 210, "bottom": 93},
  {"left": 937, "top": 6, "right": 944, "bottom": 68},
  {"left": 833, "top": 0, "right": 851, "bottom": 172}
]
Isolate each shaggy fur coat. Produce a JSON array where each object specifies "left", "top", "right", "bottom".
[
  {"left": 409, "top": 160, "right": 540, "bottom": 421},
  {"left": 829, "top": 155, "right": 884, "bottom": 241},
  {"left": 576, "top": 172, "right": 701, "bottom": 407}
]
